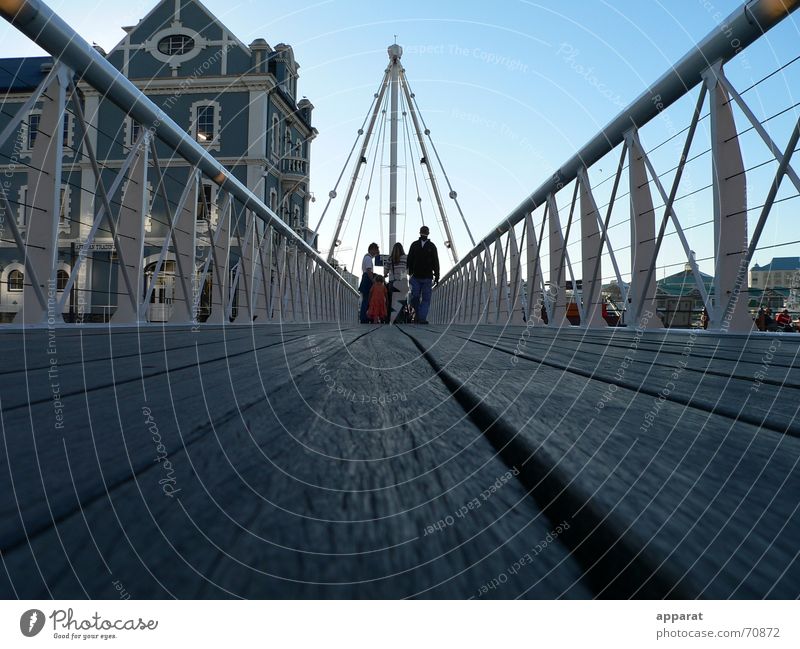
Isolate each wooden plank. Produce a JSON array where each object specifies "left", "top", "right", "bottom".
[
  {"left": 448, "top": 326, "right": 800, "bottom": 435},
  {"left": 0, "top": 326, "right": 590, "bottom": 599},
  {"left": 403, "top": 326, "right": 800, "bottom": 598}
]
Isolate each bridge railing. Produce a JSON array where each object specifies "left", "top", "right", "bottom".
[
  {"left": 432, "top": 0, "right": 800, "bottom": 333},
  {"left": 0, "top": 0, "right": 358, "bottom": 326}
]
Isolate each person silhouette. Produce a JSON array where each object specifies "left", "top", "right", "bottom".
[
  {"left": 387, "top": 242, "right": 409, "bottom": 324},
  {"left": 358, "top": 243, "right": 379, "bottom": 323},
  {"left": 406, "top": 226, "right": 440, "bottom": 325}
]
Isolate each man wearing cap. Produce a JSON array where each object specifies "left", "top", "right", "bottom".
[{"left": 406, "top": 226, "right": 440, "bottom": 325}]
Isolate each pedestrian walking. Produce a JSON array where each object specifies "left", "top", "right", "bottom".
[{"left": 406, "top": 226, "right": 440, "bottom": 325}]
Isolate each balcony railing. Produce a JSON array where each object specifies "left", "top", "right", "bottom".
[{"left": 282, "top": 156, "right": 308, "bottom": 178}]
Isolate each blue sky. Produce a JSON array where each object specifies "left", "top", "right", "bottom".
[{"left": 2, "top": 0, "right": 799, "bottom": 279}]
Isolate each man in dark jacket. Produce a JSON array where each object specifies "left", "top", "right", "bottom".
[{"left": 406, "top": 226, "right": 440, "bottom": 324}]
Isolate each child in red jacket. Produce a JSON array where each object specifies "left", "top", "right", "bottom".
[{"left": 367, "top": 276, "right": 389, "bottom": 324}]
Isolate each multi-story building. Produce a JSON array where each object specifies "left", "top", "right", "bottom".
[
  {"left": 0, "top": 0, "right": 316, "bottom": 321},
  {"left": 654, "top": 263, "right": 714, "bottom": 328},
  {"left": 750, "top": 257, "right": 800, "bottom": 290},
  {"left": 748, "top": 257, "right": 800, "bottom": 313}
]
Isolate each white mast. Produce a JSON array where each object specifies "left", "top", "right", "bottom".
[
  {"left": 387, "top": 43, "right": 403, "bottom": 252},
  {"left": 324, "top": 42, "right": 464, "bottom": 266}
]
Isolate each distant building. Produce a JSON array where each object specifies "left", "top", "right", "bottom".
[
  {"left": 601, "top": 280, "right": 624, "bottom": 306},
  {"left": 655, "top": 263, "right": 714, "bottom": 328},
  {"left": 0, "top": 0, "right": 316, "bottom": 322},
  {"left": 747, "top": 287, "right": 789, "bottom": 312},
  {"left": 750, "top": 257, "right": 800, "bottom": 291},
  {"left": 329, "top": 258, "right": 358, "bottom": 290}
]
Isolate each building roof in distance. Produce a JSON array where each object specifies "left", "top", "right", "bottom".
[
  {"left": 0, "top": 57, "right": 52, "bottom": 93},
  {"left": 752, "top": 256, "right": 800, "bottom": 272},
  {"left": 656, "top": 267, "right": 714, "bottom": 297}
]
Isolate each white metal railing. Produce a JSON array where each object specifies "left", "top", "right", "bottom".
[
  {"left": 0, "top": 0, "right": 358, "bottom": 326},
  {"left": 431, "top": 0, "right": 800, "bottom": 333}
]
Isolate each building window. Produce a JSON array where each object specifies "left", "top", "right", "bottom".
[
  {"left": 271, "top": 116, "right": 280, "bottom": 156},
  {"left": 7, "top": 270, "right": 23, "bottom": 292},
  {"left": 269, "top": 189, "right": 278, "bottom": 215},
  {"left": 295, "top": 138, "right": 302, "bottom": 158},
  {"left": 27, "top": 112, "right": 41, "bottom": 150},
  {"left": 197, "top": 105, "right": 215, "bottom": 142},
  {"left": 59, "top": 186, "right": 70, "bottom": 227},
  {"left": 293, "top": 205, "right": 301, "bottom": 229},
  {"left": 17, "top": 186, "right": 29, "bottom": 228},
  {"left": 126, "top": 118, "right": 142, "bottom": 148},
  {"left": 284, "top": 126, "right": 292, "bottom": 155},
  {"left": 63, "top": 113, "right": 72, "bottom": 150},
  {"left": 197, "top": 183, "right": 215, "bottom": 222},
  {"left": 158, "top": 34, "right": 195, "bottom": 56},
  {"left": 191, "top": 101, "right": 221, "bottom": 149},
  {"left": 144, "top": 182, "right": 154, "bottom": 233},
  {"left": 56, "top": 269, "right": 69, "bottom": 291}
]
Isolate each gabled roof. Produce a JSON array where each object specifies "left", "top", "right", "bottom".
[
  {"left": 752, "top": 257, "right": 800, "bottom": 272},
  {"left": 0, "top": 57, "right": 51, "bottom": 93},
  {"left": 108, "top": 0, "right": 250, "bottom": 57},
  {"left": 656, "top": 268, "right": 714, "bottom": 297}
]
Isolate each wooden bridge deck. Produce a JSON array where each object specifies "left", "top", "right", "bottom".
[{"left": 0, "top": 323, "right": 798, "bottom": 599}]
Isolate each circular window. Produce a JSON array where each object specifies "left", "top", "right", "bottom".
[{"left": 157, "top": 34, "right": 195, "bottom": 56}]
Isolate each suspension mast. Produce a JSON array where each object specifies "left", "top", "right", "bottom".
[{"left": 388, "top": 43, "right": 403, "bottom": 252}]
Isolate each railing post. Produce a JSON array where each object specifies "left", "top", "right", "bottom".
[
  {"left": 546, "top": 193, "right": 568, "bottom": 327},
  {"left": 19, "top": 66, "right": 69, "bottom": 325},
  {"left": 233, "top": 210, "right": 255, "bottom": 324},
  {"left": 272, "top": 237, "right": 287, "bottom": 321},
  {"left": 283, "top": 246, "right": 296, "bottom": 322},
  {"left": 206, "top": 194, "right": 231, "bottom": 325},
  {"left": 324, "top": 272, "right": 333, "bottom": 321},
  {"left": 111, "top": 135, "right": 149, "bottom": 325},
  {"left": 525, "top": 212, "right": 546, "bottom": 325},
  {"left": 450, "top": 274, "right": 458, "bottom": 324},
  {"left": 625, "top": 129, "right": 660, "bottom": 329},
  {"left": 450, "top": 272, "right": 460, "bottom": 322},
  {"left": 702, "top": 62, "right": 752, "bottom": 333},
  {"left": 292, "top": 247, "right": 303, "bottom": 321},
  {"left": 315, "top": 270, "right": 324, "bottom": 322},
  {"left": 457, "top": 264, "right": 469, "bottom": 324},
  {"left": 466, "top": 262, "right": 477, "bottom": 324},
  {"left": 316, "top": 265, "right": 325, "bottom": 322},
  {"left": 307, "top": 263, "right": 318, "bottom": 322},
  {"left": 251, "top": 223, "right": 270, "bottom": 323},
  {"left": 507, "top": 226, "right": 524, "bottom": 325},
  {"left": 301, "top": 252, "right": 312, "bottom": 322},
  {"left": 333, "top": 274, "right": 341, "bottom": 322},
  {"left": 486, "top": 240, "right": 503, "bottom": 324},
  {"left": 435, "top": 281, "right": 444, "bottom": 323},
  {"left": 294, "top": 250, "right": 305, "bottom": 323},
  {"left": 329, "top": 272, "right": 337, "bottom": 322},
  {"left": 464, "top": 260, "right": 476, "bottom": 324},
  {"left": 578, "top": 167, "right": 604, "bottom": 328},
  {"left": 477, "top": 249, "right": 490, "bottom": 324},
  {"left": 169, "top": 170, "right": 199, "bottom": 325}
]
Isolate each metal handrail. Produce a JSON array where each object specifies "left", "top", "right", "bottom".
[
  {"left": 436, "top": 0, "right": 799, "bottom": 283},
  {"left": 0, "top": 0, "right": 359, "bottom": 296}
]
